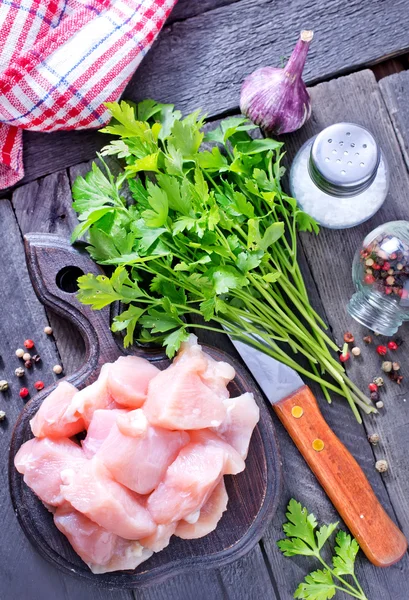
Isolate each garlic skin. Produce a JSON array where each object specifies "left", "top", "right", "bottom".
[{"left": 240, "top": 30, "right": 313, "bottom": 136}]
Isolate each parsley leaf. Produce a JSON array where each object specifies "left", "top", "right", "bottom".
[
  {"left": 278, "top": 500, "right": 367, "bottom": 600},
  {"left": 142, "top": 182, "right": 168, "bottom": 227}
]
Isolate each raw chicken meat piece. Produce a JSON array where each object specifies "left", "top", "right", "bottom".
[
  {"left": 175, "top": 479, "right": 228, "bottom": 539},
  {"left": 174, "top": 335, "right": 235, "bottom": 400},
  {"left": 30, "top": 381, "right": 84, "bottom": 438},
  {"left": 107, "top": 355, "right": 159, "bottom": 408},
  {"left": 212, "top": 392, "right": 259, "bottom": 459},
  {"left": 60, "top": 458, "right": 156, "bottom": 539},
  {"left": 14, "top": 437, "right": 86, "bottom": 507},
  {"left": 63, "top": 364, "right": 114, "bottom": 427},
  {"left": 140, "top": 523, "right": 177, "bottom": 552},
  {"left": 144, "top": 337, "right": 228, "bottom": 430},
  {"left": 96, "top": 409, "right": 189, "bottom": 494},
  {"left": 54, "top": 505, "right": 153, "bottom": 574},
  {"left": 148, "top": 430, "right": 244, "bottom": 524},
  {"left": 82, "top": 408, "right": 128, "bottom": 458}
]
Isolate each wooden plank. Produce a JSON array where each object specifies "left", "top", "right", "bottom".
[
  {"left": 125, "top": 0, "right": 409, "bottom": 118},
  {"left": 12, "top": 171, "right": 85, "bottom": 375},
  {"left": 6, "top": 0, "right": 409, "bottom": 188},
  {"left": 168, "top": 0, "right": 238, "bottom": 23},
  {"left": 258, "top": 69, "right": 409, "bottom": 598},
  {"left": 0, "top": 199, "right": 132, "bottom": 600},
  {"left": 379, "top": 70, "right": 409, "bottom": 170}
]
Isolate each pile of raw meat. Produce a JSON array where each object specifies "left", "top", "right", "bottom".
[{"left": 15, "top": 336, "right": 259, "bottom": 574}]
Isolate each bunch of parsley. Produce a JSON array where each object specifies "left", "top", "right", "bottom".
[
  {"left": 72, "top": 100, "right": 373, "bottom": 421},
  {"left": 278, "top": 499, "right": 368, "bottom": 600}
]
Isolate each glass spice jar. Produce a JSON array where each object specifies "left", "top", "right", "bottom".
[
  {"left": 348, "top": 221, "right": 409, "bottom": 335},
  {"left": 289, "top": 123, "right": 389, "bottom": 229}
]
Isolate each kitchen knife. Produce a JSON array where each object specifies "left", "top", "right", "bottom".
[{"left": 232, "top": 339, "right": 407, "bottom": 567}]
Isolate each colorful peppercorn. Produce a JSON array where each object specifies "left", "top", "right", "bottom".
[
  {"left": 364, "top": 274, "right": 375, "bottom": 285},
  {"left": 24, "top": 360, "right": 32, "bottom": 369},
  {"left": 368, "top": 383, "right": 378, "bottom": 392},
  {"left": 368, "top": 433, "right": 380, "bottom": 445},
  {"left": 370, "top": 391, "right": 379, "bottom": 402},
  {"left": 19, "top": 387, "right": 29, "bottom": 399},
  {"left": 0, "top": 410, "right": 5, "bottom": 421},
  {"left": 22, "top": 352, "right": 31, "bottom": 362},
  {"left": 375, "top": 459, "right": 388, "bottom": 473},
  {"left": 343, "top": 332, "right": 354, "bottom": 343},
  {"left": 53, "top": 364, "right": 63, "bottom": 375},
  {"left": 31, "top": 354, "right": 41, "bottom": 363},
  {"left": 373, "top": 376, "right": 384, "bottom": 387},
  {"left": 363, "top": 335, "right": 373, "bottom": 344},
  {"left": 387, "top": 340, "right": 398, "bottom": 351},
  {"left": 0, "top": 380, "right": 8, "bottom": 392},
  {"left": 392, "top": 362, "right": 400, "bottom": 371},
  {"left": 375, "top": 400, "right": 384, "bottom": 409},
  {"left": 14, "top": 367, "right": 25, "bottom": 378},
  {"left": 376, "top": 345, "right": 387, "bottom": 356},
  {"left": 44, "top": 326, "right": 53, "bottom": 335},
  {"left": 34, "top": 381, "right": 45, "bottom": 391},
  {"left": 15, "top": 348, "right": 24, "bottom": 358},
  {"left": 381, "top": 361, "right": 393, "bottom": 373},
  {"left": 24, "top": 339, "right": 35, "bottom": 349},
  {"left": 339, "top": 353, "right": 350, "bottom": 363}
]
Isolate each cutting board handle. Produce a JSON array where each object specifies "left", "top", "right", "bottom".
[{"left": 24, "top": 233, "right": 166, "bottom": 375}]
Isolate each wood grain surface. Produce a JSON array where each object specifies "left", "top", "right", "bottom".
[{"left": 379, "top": 70, "right": 409, "bottom": 170}]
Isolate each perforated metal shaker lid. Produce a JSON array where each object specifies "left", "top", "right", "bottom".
[{"left": 308, "top": 123, "right": 380, "bottom": 197}]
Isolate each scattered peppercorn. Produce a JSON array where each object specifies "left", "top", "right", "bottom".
[
  {"left": 363, "top": 335, "right": 373, "bottom": 344},
  {"left": 44, "top": 326, "right": 53, "bottom": 335},
  {"left": 19, "top": 387, "right": 29, "bottom": 399},
  {"left": 343, "top": 332, "right": 354, "bottom": 343},
  {"left": 24, "top": 360, "right": 32, "bottom": 369},
  {"left": 373, "top": 376, "right": 384, "bottom": 387},
  {"left": 387, "top": 341, "right": 398, "bottom": 351},
  {"left": 0, "top": 380, "right": 8, "bottom": 392},
  {"left": 376, "top": 400, "right": 384, "bottom": 409},
  {"left": 370, "top": 391, "right": 379, "bottom": 402},
  {"left": 392, "top": 362, "right": 400, "bottom": 371},
  {"left": 14, "top": 367, "right": 25, "bottom": 378},
  {"left": 34, "top": 381, "right": 44, "bottom": 391},
  {"left": 22, "top": 352, "right": 31, "bottom": 362},
  {"left": 31, "top": 354, "right": 41, "bottom": 363},
  {"left": 375, "top": 459, "right": 388, "bottom": 473},
  {"left": 339, "top": 353, "right": 350, "bottom": 363},
  {"left": 368, "top": 383, "right": 378, "bottom": 392},
  {"left": 364, "top": 274, "right": 375, "bottom": 285},
  {"left": 368, "top": 433, "right": 380, "bottom": 445},
  {"left": 15, "top": 348, "right": 24, "bottom": 358},
  {"left": 395, "top": 375, "right": 404, "bottom": 385},
  {"left": 53, "top": 364, "right": 63, "bottom": 375},
  {"left": 351, "top": 346, "right": 361, "bottom": 356},
  {"left": 381, "top": 361, "right": 393, "bottom": 373},
  {"left": 24, "top": 339, "right": 35, "bottom": 349},
  {"left": 376, "top": 345, "right": 387, "bottom": 356},
  {"left": 0, "top": 410, "right": 6, "bottom": 421}
]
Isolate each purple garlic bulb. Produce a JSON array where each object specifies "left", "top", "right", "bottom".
[{"left": 240, "top": 30, "right": 314, "bottom": 136}]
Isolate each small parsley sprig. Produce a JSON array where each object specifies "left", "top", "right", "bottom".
[
  {"left": 278, "top": 499, "right": 368, "bottom": 600},
  {"left": 71, "top": 99, "right": 374, "bottom": 421}
]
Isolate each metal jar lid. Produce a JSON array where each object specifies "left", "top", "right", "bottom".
[{"left": 308, "top": 123, "right": 381, "bottom": 197}]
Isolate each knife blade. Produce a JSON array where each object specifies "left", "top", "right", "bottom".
[{"left": 231, "top": 339, "right": 407, "bottom": 567}]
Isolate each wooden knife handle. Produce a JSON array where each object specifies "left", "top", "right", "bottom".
[{"left": 274, "top": 385, "right": 407, "bottom": 567}]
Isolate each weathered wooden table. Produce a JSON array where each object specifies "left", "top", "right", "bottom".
[{"left": 2, "top": 2, "right": 409, "bottom": 598}]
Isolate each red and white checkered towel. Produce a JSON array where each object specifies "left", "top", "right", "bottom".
[{"left": 0, "top": 0, "right": 176, "bottom": 188}]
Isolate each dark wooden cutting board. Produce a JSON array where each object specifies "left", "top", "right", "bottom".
[{"left": 8, "top": 233, "right": 282, "bottom": 589}]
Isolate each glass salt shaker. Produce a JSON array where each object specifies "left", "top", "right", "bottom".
[
  {"left": 348, "top": 221, "right": 409, "bottom": 336},
  {"left": 289, "top": 123, "right": 389, "bottom": 229}
]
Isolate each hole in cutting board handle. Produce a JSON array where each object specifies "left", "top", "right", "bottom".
[{"left": 56, "top": 266, "right": 84, "bottom": 293}]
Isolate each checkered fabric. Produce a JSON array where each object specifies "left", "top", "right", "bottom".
[{"left": 0, "top": 0, "right": 176, "bottom": 188}]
